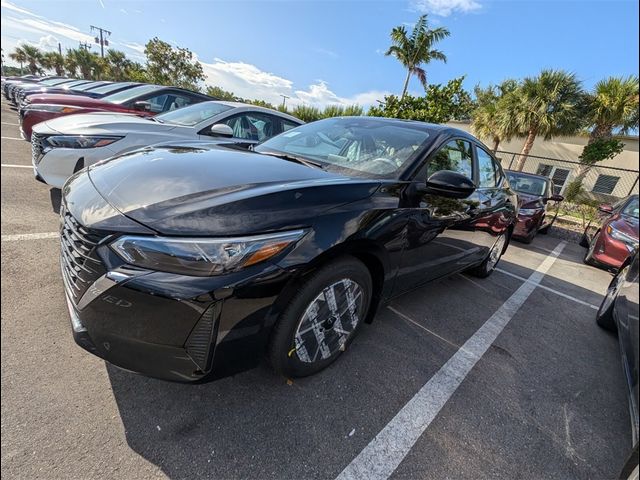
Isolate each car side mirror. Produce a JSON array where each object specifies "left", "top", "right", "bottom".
[
  {"left": 133, "top": 100, "right": 152, "bottom": 112},
  {"left": 209, "top": 124, "right": 234, "bottom": 138},
  {"left": 424, "top": 170, "right": 476, "bottom": 199},
  {"left": 598, "top": 203, "right": 614, "bottom": 214},
  {"left": 547, "top": 194, "right": 564, "bottom": 202}
]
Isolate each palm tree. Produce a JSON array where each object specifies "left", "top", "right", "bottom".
[
  {"left": 65, "top": 48, "right": 99, "bottom": 79},
  {"left": 104, "top": 50, "right": 131, "bottom": 81},
  {"left": 499, "top": 69, "right": 583, "bottom": 170},
  {"left": 40, "top": 51, "right": 66, "bottom": 76},
  {"left": 585, "top": 76, "right": 639, "bottom": 141},
  {"left": 18, "top": 45, "right": 43, "bottom": 75},
  {"left": 385, "top": 15, "right": 450, "bottom": 97},
  {"left": 471, "top": 79, "right": 518, "bottom": 152},
  {"left": 9, "top": 46, "right": 27, "bottom": 74}
]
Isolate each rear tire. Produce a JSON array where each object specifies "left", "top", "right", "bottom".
[
  {"left": 468, "top": 233, "right": 507, "bottom": 278},
  {"left": 268, "top": 257, "right": 372, "bottom": 378}
]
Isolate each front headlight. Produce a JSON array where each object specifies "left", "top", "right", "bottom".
[
  {"left": 24, "top": 104, "right": 81, "bottom": 113},
  {"left": 606, "top": 225, "right": 638, "bottom": 248},
  {"left": 109, "top": 230, "right": 306, "bottom": 276},
  {"left": 46, "top": 135, "right": 123, "bottom": 149},
  {"left": 518, "top": 208, "right": 538, "bottom": 216}
]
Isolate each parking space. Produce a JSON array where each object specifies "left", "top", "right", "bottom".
[{"left": 1, "top": 98, "right": 632, "bottom": 479}]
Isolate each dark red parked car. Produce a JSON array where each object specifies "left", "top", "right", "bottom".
[
  {"left": 18, "top": 84, "right": 214, "bottom": 140},
  {"left": 581, "top": 194, "right": 639, "bottom": 270},
  {"left": 505, "top": 170, "right": 564, "bottom": 243}
]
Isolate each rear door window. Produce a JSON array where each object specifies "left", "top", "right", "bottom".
[{"left": 427, "top": 139, "right": 473, "bottom": 179}]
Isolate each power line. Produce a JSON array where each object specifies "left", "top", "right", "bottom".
[{"left": 90, "top": 25, "right": 111, "bottom": 57}]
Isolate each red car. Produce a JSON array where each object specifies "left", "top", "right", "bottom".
[
  {"left": 505, "top": 170, "right": 564, "bottom": 243},
  {"left": 581, "top": 194, "right": 639, "bottom": 270},
  {"left": 18, "top": 84, "right": 214, "bottom": 141}
]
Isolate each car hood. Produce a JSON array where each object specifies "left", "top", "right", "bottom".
[
  {"left": 86, "top": 144, "right": 380, "bottom": 235},
  {"left": 24, "top": 94, "right": 113, "bottom": 107},
  {"left": 41, "top": 112, "right": 181, "bottom": 135},
  {"left": 611, "top": 215, "right": 639, "bottom": 240},
  {"left": 517, "top": 192, "right": 544, "bottom": 209}
]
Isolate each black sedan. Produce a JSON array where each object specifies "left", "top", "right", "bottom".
[
  {"left": 596, "top": 252, "right": 639, "bottom": 479},
  {"left": 60, "top": 117, "right": 518, "bottom": 382}
]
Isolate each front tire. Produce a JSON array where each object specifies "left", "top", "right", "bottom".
[
  {"left": 268, "top": 257, "right": 372, "bottom": 377},
  {"left": 468, "top": 233, "right": 507, "bottom": 278}
]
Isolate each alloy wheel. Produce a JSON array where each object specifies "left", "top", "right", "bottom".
[{"left": 292, "top": 278, "right": 364, "bottom": 363}]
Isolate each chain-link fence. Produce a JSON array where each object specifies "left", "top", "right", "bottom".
[{"left": 495, "top": 150, "right": 639, "bottom": 203}]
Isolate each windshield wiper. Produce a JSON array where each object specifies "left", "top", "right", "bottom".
[{"left": 258, "top": 150, "right": 324, "bottom": 169}]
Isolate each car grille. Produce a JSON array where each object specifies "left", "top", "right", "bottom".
[
  {"left": 60, "top": 205, "right": 108, "bottom": 305},
  {"left": 31, "top": 133, "right": 47, "bottom": 165}
]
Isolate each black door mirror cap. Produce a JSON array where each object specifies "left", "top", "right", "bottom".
[{"left": 424, "top": 170, "right": 476, "bottom": 199}]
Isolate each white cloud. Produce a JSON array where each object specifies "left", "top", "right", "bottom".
[
  {"left": 411, "top": 0, "right": 481, "bottom": 16},
  {"left": 36, "top": 34, "right": 60, "bottom": 50},
  {"left": 2, "top": 16, "right": 94, "bottom": 44},
  {"left": 119, "top": 8, "right": 128, "bottom": 14},
  {"left": 122, "top": 41, "right": 145, "bottom": 54},
  {"left": 314, "top": 47, "right": 338, "bottom": 58},
  {"left": 0, "top": 0, "right": 39, "bottom": 17}
]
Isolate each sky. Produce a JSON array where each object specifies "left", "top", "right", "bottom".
[{"left": 1, "top": 0, "right": 639, "bottom": 108}]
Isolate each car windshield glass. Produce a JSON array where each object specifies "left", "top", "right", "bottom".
[
  {"left": 72, "top": 82, "right": 105, "bottom": 92},
  {"left": 89, "top": 82, "right": 135, "bottom": 95},
  {"left": 622, "top": 197, "right": 639, "bottom": 218},
  {"left": 255, "top": 117, "right": 431, "bottom": 178},
  {"left": 41, "top": 78, "right": 71, "bottom": 86},
  {"left": 63, "top": 80, "right": 90, "bottom": 89},
  {"left": 155, "top": 102, "right": 233, "bottom": 126},
  {"left": 506, "top": 172, "right": 547, "bottom": 196},
  {"left": 104, "top": 84, "right": 160, "bottom": 104}
]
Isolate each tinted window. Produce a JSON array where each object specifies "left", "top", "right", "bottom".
[
  {"left": 221, "top": 112, "right": 281, "bottom": 141},
  {"left": 477, "top": 147, "right": 498, "bottom": 188},
  {"left": 89, "top": 82, "right": 136, "bottom": 95},
  {"left": 282, "top": 119, "right": 300, "bottom": 132},
  {"left": 428, "top": 140, "right": 473, "bottom": 179},
  {"left": 104, "top": 84, "right": 163, "bottom": 104},
  {"left": 156, "top": 101, "right": 233, "bottom": 126}
]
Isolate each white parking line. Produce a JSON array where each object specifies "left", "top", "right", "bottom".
[
  {"left": 1, "top": 136, "right": 23, "bottom": 140},
  {"left": 1, "top": 232, "right": 58, "bottom": 242},
  {"left": 1, "top": 122, "right": 19, "bottom": 126},
  {"left": 1, "top": 164, "right": 32, "bottom": 169},
  {"left": 336, "top": 241, "right": 567, "bottom": 480},
  {"left": 495, "top": 267, "right": 599, "bottom": 310}
]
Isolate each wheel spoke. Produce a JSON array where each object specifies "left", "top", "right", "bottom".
[{"left": 293, "top": 278, "right": 364, "bottom": 363}]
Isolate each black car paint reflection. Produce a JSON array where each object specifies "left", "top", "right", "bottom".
[{"left": 61, "top": 118, "right": 518, "bottom": 382}]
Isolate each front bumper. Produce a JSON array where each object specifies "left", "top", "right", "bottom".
[
  {"left": 591, "top": 230, "right": 635, "bottom": 270},
  {"left": 62, "top": 237, "right": 293, "bottom": 383},
  {"left": 513, "top": 213, "right": 542, "bottom": 239}
]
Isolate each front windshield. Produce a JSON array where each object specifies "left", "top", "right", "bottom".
[
  {"left": 155, "top": 101, "right": 233, "bottom": 126},
  {"left": 41, "top": 78, "right": 72, "bottom": 86},
  {"left": 622, "top": 197, "right": 639, "bottom": 218},
  {"left": 104, "top": 84, "right": 160, "bottom": 104},
  {"left": 506, "top": 172, "right": 548, "bottom": 196},
  {"left": 62, "top": 80, "right": 91, "bottom": 89},
  {"left": 72, "top": 82, "right": 105, "bottom": 92},
  {"left": 255, "top": 117, "right": 431, "bottom": 177},
  {"left": 89, "top": 82, "right": 136, "bottom": 95}
]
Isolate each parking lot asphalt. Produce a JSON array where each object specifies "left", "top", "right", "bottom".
[{"left": 0, "top": 99, "right": 634, "bottom": 480}]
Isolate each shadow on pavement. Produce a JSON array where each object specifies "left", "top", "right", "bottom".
[
  {"left": 49, "top": 188, "right": 61, "bottom": 214},
  {"left": 105, "top": 249, "right": 630, "bottom": 479}
]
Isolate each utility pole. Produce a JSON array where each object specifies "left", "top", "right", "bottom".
[
  {"left": 1, "top": 49, "right": 4, "bottom": 76},
  {"left": 58, "top": 42, "right": 62, "bottom": 55},
  {"left": 79, "top": 41, "right": 92, "bottom": 51},
  {"left": 90, "top": 25, "right": 111, "bottom": 57},
  {"left": 279, "top": 94, "right": 290, "bottom": 109}
]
